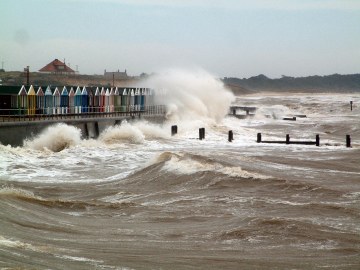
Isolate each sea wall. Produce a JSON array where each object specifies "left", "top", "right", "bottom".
[{"left": 0, "top": 114, "right": 166, "bottom": 147}]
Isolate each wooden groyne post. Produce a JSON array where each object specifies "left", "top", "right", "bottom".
[
  {"left": 228, "top": 130, "right": 233, "bottom": 142},
  {"left": 286, "top": 134, "right": 290, "bottom": 144},
  {"left": 171, "top": 125, "right": 178, "bottom": 136},
  {"left": 257, "top": 133, "right": 262, "bottom": 143},
  {"left": 350, "top": 101, "right": 353, "bottom": 111},
  {"left": 316, "top": 134, "right": 320, "bottom": 146},
  {"left": 346, "top": 135, "right": 351, "bottom": 148},
  {"left": 199, "top": 128, "right": 205, "bottom": 140}
]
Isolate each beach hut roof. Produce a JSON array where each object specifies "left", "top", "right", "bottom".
[
  {"left": 135, "top": 88, "right": 140, "bottom": 96},
  {"left": 130, "top": 89, "right": 134, "bottom": 96},
  {"left": 75, "top": 86, "right": 82, "bottom": 95},
  {"left": 105, "top": 88, "right": 110, "bottom": 95},
  {"left": 53, "top": 87, "right": 60, "bottom": 96},
  {"left": 100, "top": 87, "right": 106, "bottom": 95},
  {"left": 81, "top": 86, "right": 88, "bottom": 95},
  {"left": 18, "top": 85, "right": 27, "bottom": 95},
  {"left": 95, "top": 87, "right": 100, "bottom": 95},
  {"left": 36, "top": 87, "right": 44, "bottom": 96},
  {"left": 61, "top": 86, "right": 68, "bottom": 95},
  {"left": 114, "top": 87, "right": 119, "bottom": 95},
  {"left": 45, "top": 86, "right": 52, "bottom": 95},
  {"left": 69, "top": 87, "right": 75, "bottom": 96},
  {"left": 27, "top": 85, "right": 36, "bottom": 95},
  {"left": 110, "top": 87, "right": 115, "bottom": 95}
]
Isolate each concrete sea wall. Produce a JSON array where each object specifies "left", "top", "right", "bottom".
[{"left": 0, "top": 114, "right": 166, "bottom": 147}]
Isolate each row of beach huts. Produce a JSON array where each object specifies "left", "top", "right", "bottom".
[{"left": 0, "top": 85, "right": 158, "bottom": 116}]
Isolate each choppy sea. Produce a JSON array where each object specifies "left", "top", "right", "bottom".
[{"left": 1, "top": 92, "right": 359, "bottom": 269}]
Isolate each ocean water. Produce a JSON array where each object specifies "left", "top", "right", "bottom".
[{"left": 0, "top": 89, "right": 360, "bottom": 269}]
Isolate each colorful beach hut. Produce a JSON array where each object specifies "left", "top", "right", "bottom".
[
  {"left": 60, "top": 86, "right": 69, "bottom": 114},
  {"left": 87, "top": 88, "right": 94, "bottom": 113},
  {"left": 100, "top": 87, "right": 105, "bottom": 112},
  {"left": 141, "top": 88, "right": 146, "bottom": 111},
  {"left": 134, "top": 88, "right": 140, "bottom": 111},
  {"left": 81, "top": 86, "right": 88, "bottom": 113},
  {"left": 53, "top": 87, "right": 60, "bottom": 114},
  {"left": 94, "top": 87, "right": 100, "bottom": 112},
  {"left": 27, "top": 85, "right": 36, "bottom": 115},
  {"left": 44, "top": 86, "right": 53, "bottom": 115},
  {"left": 105, "top": 88, "right": 110, "bottom": 113},
  {"left": 130, "top": 88, "right": 135, "bottom": 111},
  {"left": 114, "top": 87, "right": 121, "bottom": 112},
  {"left": 68, "top": 87, "right": 75, "bottom": 114},
  {"left": 121, "top": 88, "right": 128, "bottom": 112},
  {"left": 74, "top": 86, "right": 82, "bottom": 114},
  {"left": 18, "top": 85, "right": 27, "bottom": 115},
  {"left": 36, "top": 87, "right": 44, "bottom": 114},
  {"left": 109, "top": 87, "right": 115, "bottom": 112}
]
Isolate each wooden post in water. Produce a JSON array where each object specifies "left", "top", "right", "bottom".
[
  {"left": 171, "top": 125, "right": 178, "bottom": 136},
  {"left": 257, "top": 133, "right": 262, "bottom": 143},
  {"left": 228, "top": 130, "right": 233, "bottom": 142},
  {"left": 199, "top": 128, "right": 205, "bottom": 140},
  {"left": 350, "top": 101, "right": 353, "bottom": 111},
  {"left": 316, "top": 134, "right": 320, "bottom": 146},
  {"left": 346, "top": 135, "right": 351, "bottom": 148},
  {"left": 286, "top": 134, "right": 290, "bottom": 144}
]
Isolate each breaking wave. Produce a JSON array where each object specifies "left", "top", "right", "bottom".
[
  {"left": 23, "top": 123, "right": 82, "bottom": 152},
  {"left": 137, "top": 68, "right": 235, "bottom": 123}
]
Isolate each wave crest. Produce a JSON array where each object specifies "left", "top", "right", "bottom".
[{"left": 23, "top": 123, "right": 81, "bottom": 152}]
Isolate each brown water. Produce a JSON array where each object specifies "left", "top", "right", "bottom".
[{"left": 0, "top": 93, "right": 359, "bottom": 269}]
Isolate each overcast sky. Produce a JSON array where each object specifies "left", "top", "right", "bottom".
[{"left": 0, "top": 0, "right": 359, "bottom": 78}]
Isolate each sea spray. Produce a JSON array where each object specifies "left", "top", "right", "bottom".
[
  {"left": 137, "top": 68, "right": 235, "bottom": 122},
  {"left": 24, "top": 123, "right": 82, "bottom": 152},
  {"left": 100, "top": 120, "right": 170, "bottom": 145},
  {"left": 100, "top": 121, "right": 145, "bottom": 144}
]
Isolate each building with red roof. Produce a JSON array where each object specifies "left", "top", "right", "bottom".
[{"left": 39, "top": 59, "right": 75, "bottom": 74}]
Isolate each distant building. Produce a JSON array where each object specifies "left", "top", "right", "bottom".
[
  {"left": 39, "top": 59, "right": 75, "bottom": 74},
  {"left": 104, "top": 69, "right": 128, "bottom": 79}
]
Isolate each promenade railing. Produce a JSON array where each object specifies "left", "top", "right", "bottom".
[{"left": 0, "top": 105, "right": 166, "bottom": 122}]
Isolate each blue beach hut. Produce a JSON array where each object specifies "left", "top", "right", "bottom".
[
  {"left": 141, "top": 88, "right": 146, "bottom": 111},
  {"left": 44, "top": 86, "right": 53, "bottom": 115},
  {"left": 74, "top": 86, "right": 82, "bottom": 114},
  {"left": 81, "top": 86, "right": 88, "bottom": 113},
  {"left": 53, "top": 87, "right": 60, "bottom": 114},
  {"left": 60, "top": 86, "right": 69, "bottom": 114}
]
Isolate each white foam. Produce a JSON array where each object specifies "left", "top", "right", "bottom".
[
  {"left": 161, "top": 154, "right": 269, "bottom": 179},
  {"left": 24, "top": 123, "right": 82, "bottom": 152},
  {"left": 99, "top": 121, "right": 145, "bottom": 144}
]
